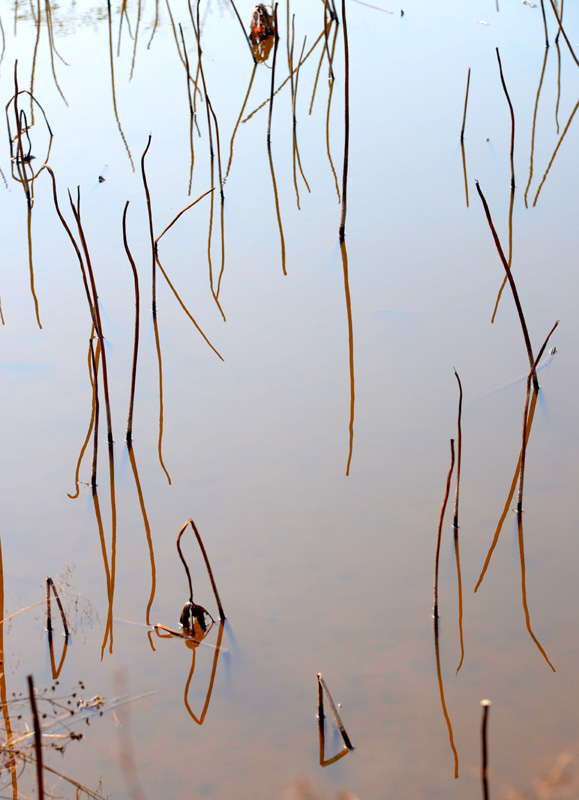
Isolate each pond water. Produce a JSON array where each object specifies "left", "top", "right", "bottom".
[{"left": 1, "top": 0, "right": 579, "bottom": 798}]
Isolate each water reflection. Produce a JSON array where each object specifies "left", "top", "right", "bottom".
[
  {"left": 6, "top": 62, "right": 53, "bottom": 329},
  {"left": 524, "top": 47, "right": 549, "bottom": 209},
  {"left": 106, "top": 0, "right": 134, "bottom": 170},
  {"left": 154, "top": 620, "right": 225, "bottom": 726},
  {"left": 46, "top": 577, "right": 70, "bottom": 680},
  {"left": 317, "top": 673, "right": 353, "bottom": 767},
  {"left": 432, "top": 439, "right": 459, "bottom": 779}
]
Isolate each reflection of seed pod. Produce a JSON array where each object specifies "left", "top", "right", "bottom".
[{"left": 252, "top": 35, "right": 274, "bottom": 64}]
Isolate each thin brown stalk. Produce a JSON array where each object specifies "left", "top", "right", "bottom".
[
  {"left": 433, "top": 439, "right": 455, "bottom": 620},
  {"left": 123, "top": 202, "right": 139, "bottom": 445},
  {"left": 46, "top": 577, "right": 69, "bottom": 638},
  {"left": 147, "top": 0, "right": 159, "bottom": 49},
  {"left": 127, "top": 445, "right": 156, "bottom": 651},
  {"left": 40, "top": 166, "right": 96, "bottom": 328},
  {"left": 69, "top": 189, "right": 114, "bottom": 445},
  {"left": 154, "top": 252, "right": 224, "bottom": 360},
  {"left": 89, "top": 338, "right": 100, "bottom": 491},
  {"left": 323, "top": 0, "right": 335, "bottom": 81},
  {"left": 27, "top": 675, "right": 44, "bottom": 800},
  {"left": 116, "top": 0, "right": 131, "bottom": 58},
  {"left": 317, "top": 676, "right": 348, "bottom": 766},
  {"left": 490, "top": 185, "right": 514, "bottom": 323},
  {"left": 293, "top": 35, "right": 311, "bottom": 201},
  {"left": 317, "top": 673, "right": 354, "bottom": 750},
  {"left": 44, "top": 0, "right": 68, "bottom": 105},
  {"left": 481, "top": 700, "right": 491, "bottom": 800},
  {"left": 267, "top": 4, "right": 279, "bottom": 145},
  {"left": 524, "top": 47, "right": 549, "bottom": 208},
  {"left": 474, "top": 390, "right": 538, "bottom": 593},
  {"left": 27, "top": 205, "right": 41, "bottom": 328},
  {"left": 460, "top": 66, "right": 471, "bottom": 143},
  {"left": 474, "top": 180, "right": 537, "bottom": 390},
  {"left": 193, "top": 0, "right": 214, "bottom": 159},
  {"left": 434, "top": 615, "right": 459, "bottom": 778},
  {"left": 179, "top": 23, "right": 196, "bottom": 192},
  {"left": 29, "top": 0, "right": 41, "bottom": 121},
  {"left": 102, "top": 438, "right": 118, "bottom": 657},
  {"left": 517, "top": 511, "right": 556, "bottom": 671},
  {"left": 107, "top": 0, "right": 134, "bottom": 170},
  {"left": 461, "top": 141, "right": 469, "bottom": 207},
  {"left": 244, "top": 29, "right": 325, "bottom": 124},
  {"left": 517, "top": 320, "right": 559, "bottom": 516},
  {"left": 453, "top": 370, "right": 464, "bottom": 674},
  {"left": 152, "top": 314, "right": 171, "bottom": 485},
  {"left": 533, "top": 94, "right": 579, "bottom": 206},
  {"left": 496, "top": 48, "right": 515, "bottom": 189},
  {"left": 177, "top": 518, "right": 226, "bottom": 620},
  {"left": 554, "top": 0, "right": 563, "bottom": 44},
  {"left": 326, "top": 22, "right": 340, "bottom": 201},
  {"left": 228, "top": 0, "right": 256, "bottom": 63},
  {"left": 547, "top": 0, "right": 579, "bottom": 69},
  {"left": 267, "top": 139, "right": 286, "bottom": 275},
  {"left": 338, "top": 0, "right": 350, "bottom": 241},
  {"left": 341, "top": 239, "right": 355, "bottom": 475},
  {"left": 225, "top": 64, "right": 257, "bottom": 182},
  {"left": 184, "top": 620, "right": 225, "bottom": 725},
  {"left": 48, "top": 626, "right": 68, "bottom": 679},
  {"left": 539, "top": 0, "right": 549, "bottom": 47},
  {"left": 309, "top": 18, "right": 330, "bottom": 115},
  {"left": 141, "top": 135, "right": 156, "bottom": 315},
  {"left": 156, "top": 189, "right": 214, "bottom": 243},
  {"left": 18, "top": 753, "right": 108, "bottom": 800},
  {"left": 555, "top": 38, "right": 561, "bottom": 133},
  {"left": 164, "top": 0, "right": 186, "bottom": 68},
  {"left": 129, "top": 0, "right": 142, "bottom": 81}
]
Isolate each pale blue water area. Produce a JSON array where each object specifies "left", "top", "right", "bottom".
[{"left": 1, "top": 1, "right": 579, "bottom": 798}]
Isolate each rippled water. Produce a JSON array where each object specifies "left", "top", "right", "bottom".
[{"left": 1, "top": 1, "right": 578, "bottom": 798}]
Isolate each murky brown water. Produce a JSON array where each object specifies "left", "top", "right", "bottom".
[{"left": 1, "top": 1, "right": 579, "bottom": 798}]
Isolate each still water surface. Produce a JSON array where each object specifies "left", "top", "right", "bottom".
[{"left": 1, "top": 0, "right": 578, "bottom": 797}]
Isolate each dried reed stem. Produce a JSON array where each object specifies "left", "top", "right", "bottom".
[
  {"left": 460, "top": 66, "right": 471, "bottom": 143},
  {"left": 46, "top": 577, "right": 69, "bottom": 638},
  {"left": 228, "top": 0, "right": 256, "bottom": 63},
  {"left": 27, "top": 675, "right": 44, "bottom": 800},
  {"left": 453, "top": 371, "right": 464, "bottom": 674},
  {"left": 267, "top": 4, "right": 279, "bottom": 144},
  {"left": 123, "top": 201, "right": 139, "bottom": 445},
  {"left": 140, "top": 135, "right": 156, "bottom": 316},
  {"left": 547, "top": 0, "right": 579, "bottom": 68},
  {"left": 69, "top": 190, "right": 114, "bottom": 445},
  {"left": 434, "top": 614, "right": 459, "bottom": 778},
  {"left": 177, "top": 518, "right": 226, "bottom": 620},
  {"left": 517, "top": 320, "right": 559, "bottom": 515},
  {"left": 474, "top": 180, "right": 538, "bottom": 390},
  {"left": 338, "top": 0, "right": 350, "bottom": 241},
  {"left": 539, "top": 0, "right": 549, "bottom": 47},
  {"left": 481, "top": 700, "right": 491, "bottom": 800},
  {"left": 496, "top": 48, "right": 515, "bottom": 189},
  {"left": 317, "top": 673, "right": 354, "bottom": 750},
  {"left": 524, "top": 48, "right": 549, "bottom": 208},
  {"left": 433, "top": 439, "right": 455, "bottom": 620}
]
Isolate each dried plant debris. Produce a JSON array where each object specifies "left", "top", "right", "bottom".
[
  {"left": 249, "top": 4, "right": 275, "bottom": 44},
  {"left": 1, "top": 680, "right": 153, "bottom": 799}
]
